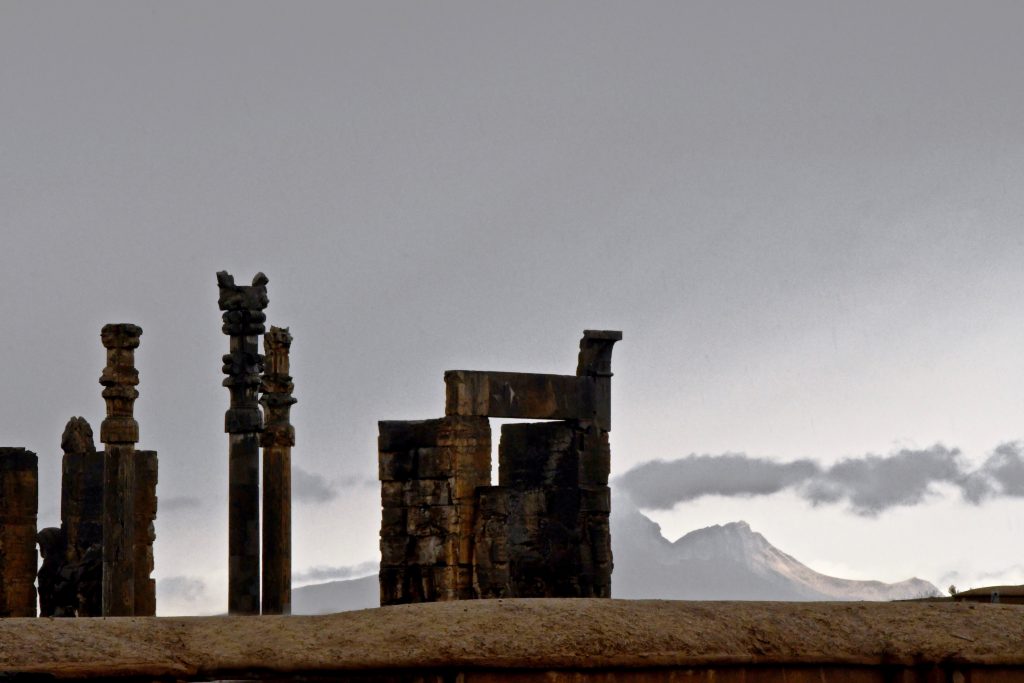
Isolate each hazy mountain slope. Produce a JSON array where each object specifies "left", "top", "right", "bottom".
[
  {"left": 611, "top": 505, "right": 938, "bottom": 601},
  {"left": 293, "top": 575, "right": 377, "bottom": 615}
]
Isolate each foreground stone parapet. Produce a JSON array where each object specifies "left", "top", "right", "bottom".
[
  {"left": 0, "top": 448, "right": 37, "bottom": 617},
  {"left": 218, "top": 271, "right": 268, "bottom": 615},
  {"left": 0, "top": 600, "right": 1023, "bottom": 680}
]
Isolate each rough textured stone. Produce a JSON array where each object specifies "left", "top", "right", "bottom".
[
  {"left": 378, "top": 416, "right": 490, "bottom": 605},
  {"left": 2, "top": 600, "right": 1024, "bottom": 680},
  {"left": 379, "top": 331, "right": 620, "bottom": 605},
  {"left": 218, "top": 271, "right": 268, "bottom": 615},
  {"left": 99, "top": 323, "right": 143, "bottom": 617},
  {"left": 260, "top": 325, "right": 295, "bottom": 615},
  {"left": 444, "top": 371, "right": 598, "bottom": 422},
  {"left": 60, "top": 416, "right": 104, "bottom": 616},
  {"left": 0, "top": 447, "right": 38, "bottom": 617}
]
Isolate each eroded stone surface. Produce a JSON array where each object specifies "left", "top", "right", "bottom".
[
  {"left": 218, "top": 271, "right": 268, "bottom": 615},
  {"left": 1, "top": 600, "right": 1023, "bottom": 680},
  {"left": 260, "top": 325, "right": 295, "bottom": 615},
  {"left": 0, "top": 447, "right": 37, "bottom": 618},
  {"left": 380, "top": 331, "right": 620, "bottom": 604}
]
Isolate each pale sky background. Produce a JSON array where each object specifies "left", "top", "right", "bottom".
[{"left": 3, "top": 1, "right": 1024, "bottom": 615}]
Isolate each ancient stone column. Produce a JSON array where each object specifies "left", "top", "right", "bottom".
[
  {"left": 100, "top": 323, "right": 142, "bottom": 616},
  {"left": 60, "top": 417, "right": 104, "bottom": 616},
  {"left": 133, "top": 450, "right": 158, "bottom": 616},
  {"left": 260, "top": 326, "right": 295, "bottom": 615},
  {"left": 218, "top": 271, "right": 268, "bottom": 615},
  {"left": 0, "top": 448, "right": 38, "bottom": 617}
]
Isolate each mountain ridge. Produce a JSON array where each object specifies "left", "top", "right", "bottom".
[{"left": 291, "top": 509, "right": 938, "bottom": 614}]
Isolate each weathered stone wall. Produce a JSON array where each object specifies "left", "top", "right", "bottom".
[
  {"left": 479, "top": 421, "right": 611, "bottom": 598},
  {"left": 59, "top": 417, "right": 104, "bottom": 616},
  {"left": 380, "top": 331, "right": 620, "bottom": 604},
  {"left": 378, "top": 416, "right": 490, "bottom": 605},
  {"left": 0, "top": 447, "right": 38, "bottom": 617},
  {"left": 133, "top": 450, "right": 158, "bottom": 616},
  {"left": 60, "top": 417, "right": 103, "bottom": 568}
]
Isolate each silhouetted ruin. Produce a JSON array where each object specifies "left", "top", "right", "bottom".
[
  {"left": 0, "top": 448, "right": 38, "bottom": 617},
  {"left": 378, "top": 330, "right": 621, "bottom": 604},
  {"left": 218, "top": 271, "right": 268, "bottom": 615},
  {"left": 54, "top": 416, "right": 104, "bottom": 616},
  {"left": 99, "top": 323, "right": 157, "bottom": 616},
  {"left": 260, "top": 326, "right": 295, "bottom": 615}
]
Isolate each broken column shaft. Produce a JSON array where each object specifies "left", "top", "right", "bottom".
[
  {"left": 0, "top": 448, "right": 38, "bottom": 617},
  {"left": 60, "top": 417, "right": 104, "bottom": 616},
  {"left": 260, "top": 326, "right": 295, "bottom": 615},
  {"left": 218, "top": 271, "right": 268, "bottom": 615},
  {"left": 100, "top": 323, "right": 142, "bottom": 616}
]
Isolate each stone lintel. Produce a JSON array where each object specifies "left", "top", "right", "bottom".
[{"left": 444, "top": 371, "right": 609, "bottom": 425}]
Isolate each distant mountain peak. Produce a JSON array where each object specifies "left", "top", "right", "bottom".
[{"left": 613, "top": 509, "right": 940, "bottom": 602}]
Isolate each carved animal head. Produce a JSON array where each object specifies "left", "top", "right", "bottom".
[{"left": 61, "top": 416, "right": 95, "bottom": 454}]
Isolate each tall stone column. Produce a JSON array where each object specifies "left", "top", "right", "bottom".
[
  {"left": 260, "top": 326, "right": 295, "bottom": 615},
  {"left": 217, "top": 271, "right": 268, "bottom": 615},
  {"left": 133, "top": 450, "right": 158, "bottom": 616},
  {"left": 100, "top": 323, "right": 142, "bottom": 616},
  {"left": 0, "top": 448, "right": 38, "bottom": 617}
]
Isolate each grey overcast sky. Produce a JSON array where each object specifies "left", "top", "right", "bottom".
[{"left": 4, "top": 1, "right": 1024, "bottom": 613}]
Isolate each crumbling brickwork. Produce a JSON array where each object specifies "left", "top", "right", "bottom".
[
  {"left": 0, "top": 447, "right": 38, "bottom": 617},
  {"left": 379, "top": 330, "right": 620, "bottom": 605},
  {"left": 378, "top": 416, "right": 490, "bottom": 604}
]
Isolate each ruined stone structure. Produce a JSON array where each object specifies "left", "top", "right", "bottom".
[
  {"left": 260, "top": 326, "right": 295, "bottom": 615},
  {"left": 100, "top": 323, "right": 157, "bottom": 616},
  {"left": 54, "top": 417, "right": 105, "bottom": 616},
  {"left": 0, "top": 448, "right": 38, "bottom": 617},
  {"left": 378, "top": 330, "right": 620, "bottom": 605},
  {"left": 218, "top": 271, "right": 269, "bottom": 615},
  {"left": 379, "top": 416, "right": 491, "bottom": 603}
]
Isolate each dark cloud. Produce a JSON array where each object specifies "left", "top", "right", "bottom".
[
  {"left": 979, "top": 443, "right": 1024, "bottom": 497},
  {"left": 618, "top": 442, "right": 1024, "bottom": 516},
  {"left": 293, "top": 560, "right": 378, "bottom": 585},
  {"left": 157, "top": 576, "right": 207, "bottom": 604},
  {"left": 616, "top": 454, "right": 818, "bottom": 510},
  {"left": 801, "top": 446, "right": 962, "bottom": 516},
  {"left": 292, "top": 466, "right": 340, "bottom": 503}
]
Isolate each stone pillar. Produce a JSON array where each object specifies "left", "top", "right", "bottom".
[
  {"left": 378, "top": 416, "right": 490, "bottom": 605},
  {"left": 260, "top": 326, "right": 295, "bottom": 615},
  {"left": 60, "top": 417, "right": 104, "bottom": 616},
  {"left": 217, "top": 271, "right": 268, "bottom": 615},
  {"left": 573, "top": 330, "right": 620, "bottom": 597},
  {"left": 0, "top": 448, "right": 38, "bottom": 617},
  {"left": 100, "top": 323, "right": 142, "bottom": 616},
  {"left": 133, "top": 450, "right": 158, "bottom": 616}
]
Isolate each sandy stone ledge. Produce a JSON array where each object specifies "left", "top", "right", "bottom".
[{"left": 0, "top": 599, "right": 1022, "bottom": 680}]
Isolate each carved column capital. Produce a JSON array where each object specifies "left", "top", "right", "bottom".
[{"left": 99, "top": 324, "right": 142, "bottom": 446}]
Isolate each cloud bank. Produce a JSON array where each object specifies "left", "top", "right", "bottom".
[
  {"left": 617, "top": 442, "right": 1024, "bottom": 516},
  {"left": 293, "top": 560, "right": 378, "bottom": 585}
]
